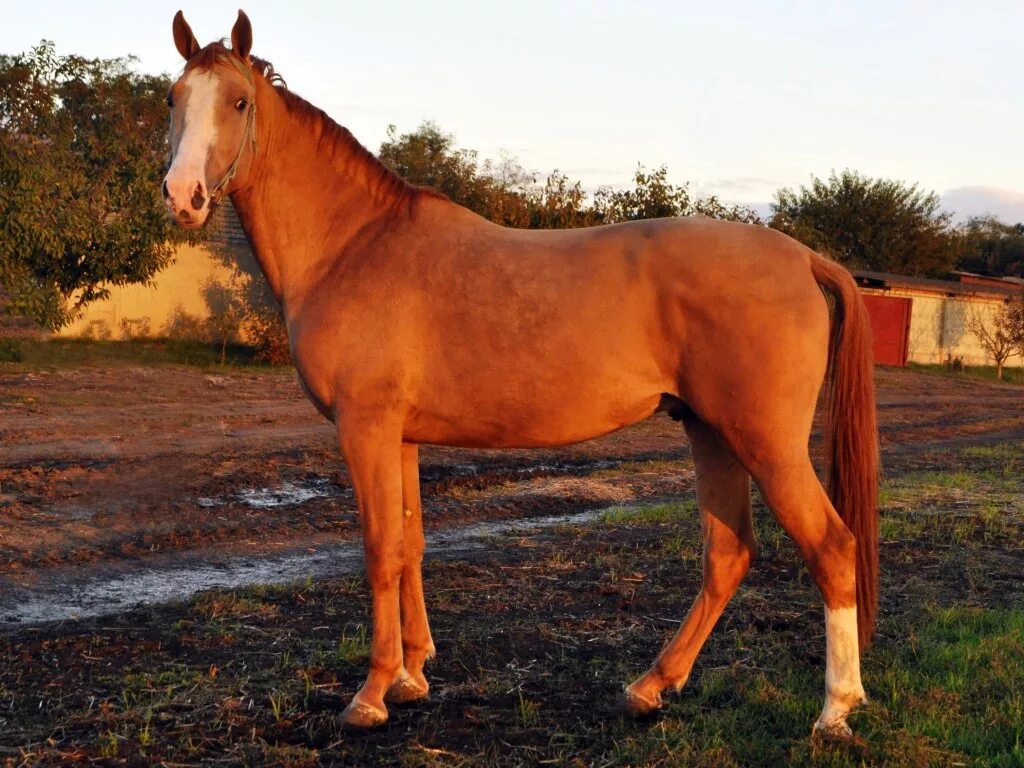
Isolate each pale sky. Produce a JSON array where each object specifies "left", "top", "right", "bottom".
[{"left": 3, "top": 1, "right": 1022, "bottom": 219}]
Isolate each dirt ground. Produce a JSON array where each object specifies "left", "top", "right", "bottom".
[
  {"left": 2, "top": 364, "right": 1022, "bottom": 578},
  {"left": 1, "top": 362, "right": 1023, "bottom": 765}
]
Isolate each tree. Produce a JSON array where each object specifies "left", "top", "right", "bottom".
[
  {"left": 202, "top": 274, "right": 247, "bottom": 366},
  {"left": 381, "top": 124, "right": 761, "bottom": 230},
  {"left": 965, "top": 293, "right": 1024, "bottom": 380},
  {"left": 595, "top": 165, "right": 761, "bottom": 225},
  {"left": 957, "top": 216, "right": 1024, "bottom": 277},
  {"left": 770, "top": 170, "right": 958, "bottom": 277},
  {"left": 379, "top": 122, "right": 495, "bottom": 216},
  {"left": 0, "top": 41, "right": 190, "bottom": 329}
]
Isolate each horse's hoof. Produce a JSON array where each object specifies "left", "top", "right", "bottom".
[
  {"left": 385, "top": 671, "right": 429, "bottom": 705},
  {"left": 341, "top": 697, "right": 388, "bottom": 729},
  {"left": 619, "top": 684, "right": 663, "bottom": 719},
  {"left": 812, "top": 716, "right": 853, "bottom": 742}
]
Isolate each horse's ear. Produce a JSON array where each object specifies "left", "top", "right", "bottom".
[
  {"left": 231, "top": 10, "right": 253, "bottom": 61},
  {"left": 172, "top": 10, "right": 200, "bottom": 61}
]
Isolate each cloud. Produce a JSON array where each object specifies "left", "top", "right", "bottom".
[
  {"left": 941, "top": 186, "right": 1024, "bottom": 224},
  {"left": 700, "top": 177, "right": 781, "bottom": 197}
]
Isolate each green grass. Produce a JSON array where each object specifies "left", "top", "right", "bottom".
[
  {"left": 609, "top": 607, "right": 1024, "bottom": 767},
  {"left": 878, "top": 456, "right": 1024, "bottom": 548},
  {"left": 960, "top": 442, "right": 1024, "bottom": 460},
  {"left": 0, "top": 337, "right": 286, "bottom": 368},
  {"left": 0, "top": 337, "right": 23, "bottom": 362},
  {"left": 600, "top": 500, "right": 698, "bottom": 525},
  {"left": 907, "top": 362, "right": 1024, "bottom": 385}
]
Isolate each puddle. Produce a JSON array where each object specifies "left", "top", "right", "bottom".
[
  {"left": 0, "top": 509, "right": 603, "bottom": 628},
  {"left": 198, "top": 478, "right": 339, "bottom": 509},
  {"left": 195, "top": 457, "right": 638, "bottom": 510}
]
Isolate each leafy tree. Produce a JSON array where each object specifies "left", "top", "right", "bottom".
[
  {"left": 381, "top": 125, "right": 760, "bottom": 230},
  {"left": 594, "top": 165, "right": 690, "bottom": 222},
  {"left": 770, "top": 170, "right": 958, "bottom": 277},
  {"left": 379, "top": 122, "right": 493, "bottom": 214},
  {"left": 595, "top": 165, "right": 761, "bottom": 225},
  {"left": 957, "top": 216, "right": 1024, "bottom": 277},
  {"left": 0, "top": 41, "right": 189, "bottom": 329},
  {"left": 529, "top": 171, "right": 599, "bottom": 229}
]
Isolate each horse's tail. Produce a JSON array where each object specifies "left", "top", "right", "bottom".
[{"left": 810, "top": 252, "right": 880, "bottom": 650}]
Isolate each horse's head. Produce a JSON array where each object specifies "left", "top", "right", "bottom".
[{"left": 163, "top": 10, "right": 258, "bottom": 229}]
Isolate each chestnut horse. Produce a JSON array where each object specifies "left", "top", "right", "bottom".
[{"left": 164, "top": 10, "right": 878, "bottom": 738}]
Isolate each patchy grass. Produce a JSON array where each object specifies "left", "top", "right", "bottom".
[
  {"left": 609, "top": 606, "right": 1024, "bottom": 768},
  {"left": 878, "top": 451, "right": 1024, "bottom": 548},
  {"left": 0, "top": 337, "right": 287, "bottom": 369},
  {"left": 600, "top": 499, "right": 697, "bottom": 524},
  {"left": 907, "top": 362, "right": 1024, "bottom": 386},
  {"left": 1, "top": 443, "right": 1023, "bottom": 765},
  {"left": 960, "top": 442, "right": 1024, "bottom": 461}
]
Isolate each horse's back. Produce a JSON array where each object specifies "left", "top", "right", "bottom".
[{"left": 296, "top": 208, "right": 832, "bottom": 448}]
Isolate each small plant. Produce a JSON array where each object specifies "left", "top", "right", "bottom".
[
  {"left": 268, "top": 691, "right": 289, "bottom": 723},
  {"left": 516, "top": 690, "right": 541, "bottom": 726},
  {"left": 138, "top": 708, "right": 153, "bottom": 749},
  {"left": 98, "top": 730, "right": 119, "bottom": 759},
  {"left": 0, "top": 338, "right": 22, "bottom": 362},
  {"left": 299, "top": 668, "right": 314, "bottom": 705},
  {"left": 335, "top": 625, "right": 370, "bottom": 663}
]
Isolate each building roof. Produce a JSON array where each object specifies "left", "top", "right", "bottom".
[
  {"left": 949, "top": 270, "right": 1024, "bottom": 288},
  {"left": 852, "top": 269, "right": 1022, "bottom": 299}
]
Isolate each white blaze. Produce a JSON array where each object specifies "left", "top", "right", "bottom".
[
  {"left": 166, "top": 70, "right": 221, "bottom": 208},
  {"left": 816, "top": 605, "right": 866, "bottom": 733}
]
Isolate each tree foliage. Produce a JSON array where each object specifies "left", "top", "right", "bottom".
[
  {"left": 0, "top": 41, "right": 190, "bottom": 329},
  {"left": 380, "top": 122, "right": 761, "bottom": 230},
  {"left": 379, "top": 122, "right": 599, "bottom": 228},
  {"left": 770, "top": 170, "right": 958, "bottom": 277},
  {"left": 595, "top": 165, "right": 761, "bottom": 225},
  {"left": 957, "top": 216, "right": 1024, "bottom": 277}
]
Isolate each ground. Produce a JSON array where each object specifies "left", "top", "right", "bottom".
[{"left": 1, "top": 350, "right": 1023, "bottom": 766}]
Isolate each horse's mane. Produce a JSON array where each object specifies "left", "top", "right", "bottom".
[{"left": 186, "top": 42, "right": 444, "bottom": 212}]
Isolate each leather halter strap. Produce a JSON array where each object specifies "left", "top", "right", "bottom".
[{"left": 208, "top": 54, "right": 258, "bottom": 208}]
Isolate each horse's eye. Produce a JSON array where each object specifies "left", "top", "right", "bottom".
[
  {"left": 235, "top": 98, "right": 247, "bottom": 111},
  {"left": 166, "top": 94, "right": 173, "bottom": 108}
]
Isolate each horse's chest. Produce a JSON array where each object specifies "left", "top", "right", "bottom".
[
  {"left": 290, "top": 335, "right": 337, "bottom": 422},
  {"left": 294, "top": 368, "right": 334, "bottom": 421}
]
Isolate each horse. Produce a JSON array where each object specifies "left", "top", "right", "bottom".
[{"left": 163, "top": 10, "right": 879, "bottom": 738}]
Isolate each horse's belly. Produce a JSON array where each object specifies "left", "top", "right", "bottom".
[{"left": 402, "top": 389, "right": 665, "bottom": 449}]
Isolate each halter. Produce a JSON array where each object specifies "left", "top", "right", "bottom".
[{"left": 208, "top": 54, "right": 258, "bottom": 208}]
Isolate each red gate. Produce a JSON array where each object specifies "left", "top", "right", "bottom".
[{"left": 860, "top": 294, "right": 912, "bottom": 367}]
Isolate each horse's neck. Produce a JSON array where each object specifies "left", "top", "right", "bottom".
[{"left": 228, "top": 92, "right": 399, "bottom": 313}]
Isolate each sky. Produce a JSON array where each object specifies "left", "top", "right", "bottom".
[{"left": 3, "top": 0, "right": 1022, "bottom": 220}]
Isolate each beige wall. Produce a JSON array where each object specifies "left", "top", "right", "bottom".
[
  {"left": 863, "top": 288, "right": 1021, "bottom": 367},
  {"left": 58, "top": 244, "right": 249, "bottom": 342}
]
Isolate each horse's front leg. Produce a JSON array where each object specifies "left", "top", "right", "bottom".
[
  {"left": 338, "top": 415, "right": 405, "bottom": 728},
  {"left": 385, "top": 442, "right": 435, "bottom": 704}
]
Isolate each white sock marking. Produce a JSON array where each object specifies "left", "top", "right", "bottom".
[{"left": 817, "top": 605, "right": 866, "bottom": 730}]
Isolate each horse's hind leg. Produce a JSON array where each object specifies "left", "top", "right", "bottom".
[
  {"left": 745, "top": 451, "right": 866, "bottom": 738},
  {"left": 385, "top": 443, "right": 435, "bottom": 704},
  {"left": 623, "top": 417, "right": 754, "bottom": 715}
]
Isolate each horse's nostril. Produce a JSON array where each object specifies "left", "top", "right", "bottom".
[
  {"left": 162, "top": 180, "right": 170, "bottom": 200},
  {"left": 177, "top": 209, "right": 191, "bottom": 222},
  {"left": 190, "top": 183, "right": 206, "bottom": 211}
]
